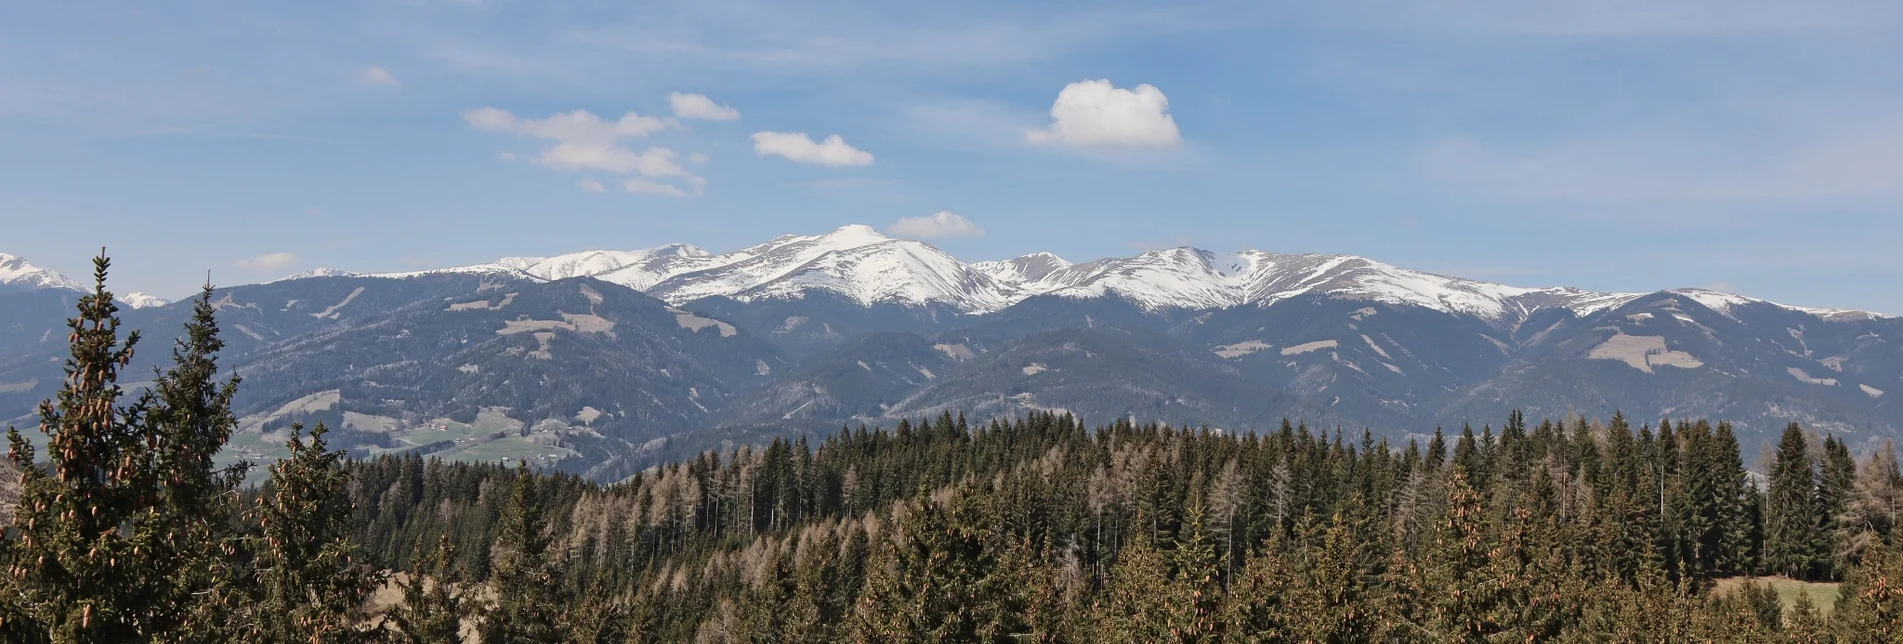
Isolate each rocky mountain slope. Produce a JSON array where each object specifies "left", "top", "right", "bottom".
[{"left": 3, "top": 227, "right": 1896, "bottom": 476}]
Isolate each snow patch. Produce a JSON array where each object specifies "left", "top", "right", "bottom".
[
  {"left": 1281, "top": 340, "right": 1338, "bottom": 356},
  {"left": 231, "top": 324, "right": 266, "bottom": 342},
  {"left": 1361, "top": 334, "right": 1393, "bottom": 360},
  {"left": 1787, "top": 367, "right": 1838, "bottom": 386},
  {"left": 310, "top": 287, "right": 365, "bottom": 319},
  {"left": 1022, "top": 363, "right": 1047, "bottom": 376},
  {"left": 1863, "top": 384, "right": 1885, "bottom": 398}
]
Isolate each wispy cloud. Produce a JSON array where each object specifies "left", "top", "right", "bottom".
[
  {"left": 465, "top": 106, "right": 703, "bottom": 195},
  {"left": 751, "top": 131, "right": 874, "bottom": 166},
  {"left": 235, "top": 252, "right": 298, "bottom": 272},
  {"left": 357, "top": 65, "right": 400, "bottom": 87},
  {"left": 887, "top": 211, "right": 985, "bottom": 239}
]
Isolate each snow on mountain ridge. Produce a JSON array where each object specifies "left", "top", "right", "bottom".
[
  {"left": 253, "top": 226, "right": 1886, "bottom": 322},
  {"left": 738, "top": 239, "right": 1015, "bottom": 310},
  {"left": 118, "top": 292, "right": 170, "bottom": 309},
  {"left": 0, "top": 253, "right": 87, "bottom": 293}
]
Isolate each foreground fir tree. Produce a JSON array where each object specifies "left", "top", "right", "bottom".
[
  {"left": 480, "top": 465, "right": 570, "bottom": 643},
  {"left": 147, "top": 284, "right": 251, "bottom": 638},
  {"left": 1765, "top": 423, "right": 1823, "bottom": 580},
  {"left": 384, "top": 535, "right": 473, "bottom": 643},
  {"left": 0, "top": 253, "right": 161, "bottom": 641},
  {"left": 242, "top": 423, "right": 383, "bottom": 642}
]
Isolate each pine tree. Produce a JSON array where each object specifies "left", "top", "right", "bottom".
[
  {"left": 245, "top": 423, "right": 384, "bottom": 642},
  {"left": 1765, "top": 424, "right": 1822, "bottom": 580},
  {"left": 480, "top": 465, "right": 569, "bottom": 643},
  {"left": 0, "top": 252, "right": 163, "bottom": 641}
]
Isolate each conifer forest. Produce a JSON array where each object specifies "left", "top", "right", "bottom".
[{"left": 9, "top": 260, "right": 1903, "bottom": 643}]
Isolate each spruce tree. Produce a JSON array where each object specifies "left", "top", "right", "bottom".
[
  {"left": 245, "top": 423, "right": 383, "bottom": 642},
  {"left": 1765, "top": 424, "right": 1822, "bottom": 580},
  {"left": 481, "top": 465, "right": 569, "bottom": 643},
  {"left": 384, "top": 535, "right": 472, "bottom": 643},
  {"left": 0, "top": 252, "right": 162, "bottom": 641},
  {"left": 146, "top": 284, "right": 249, "bottom": 635},
  {"left": 1820, "top": 435, "right": 1859, "bottom": 578}
]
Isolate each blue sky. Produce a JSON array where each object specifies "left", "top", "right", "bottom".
[{"left": 4, "top": 0, "right": 1902, "bottom": 312}]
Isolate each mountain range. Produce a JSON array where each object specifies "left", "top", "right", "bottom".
[{"left": 2, "top": 226, "right": 1896, "bottom": 478}]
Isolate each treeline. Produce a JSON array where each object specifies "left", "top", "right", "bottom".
[
  {"left": 8, "top": 255, "right": 1903, "bottom": 642},
  {"left": 347, "top": 405, "right": 1903, "bottom": 641}
]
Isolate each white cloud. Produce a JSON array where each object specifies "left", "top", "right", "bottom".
[
  {"left": 462, "top": 107, "right": 669, "bottom": 145},
  {"left": 668, "top": 92, "right": 741, "bottom": 121},
  {"left": 358, "top": 65, "right": 400, "bottom": 87},
  {"left": 688, "top": 152, "right": 710, "bottom": 165},
  {"left": 1027, "top": 79, "right": 1182, "bottom": 148},
  {"left": 886, "top": 211, "right": 986, "bottom": 239},
  {"left": 751, "top": 131, "right": 875, "bottom": 166},
  {"left": 534, "top": 144, "right": 693, "bottom": 178},
  {"left": 235, "top": 252, "right": 298, "bottom": 271},
  {"left": 623, "top": 177, "right": 689, "bottom": 197},
  {"left": 466, "top": 107, "right": 703, "bottom": 195}
]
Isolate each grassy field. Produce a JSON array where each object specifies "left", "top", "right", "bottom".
[{"left": 1714, "top": 576, "right": 1842, "bottom": 614}]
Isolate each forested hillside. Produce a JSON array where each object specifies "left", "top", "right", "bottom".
[
  {"left": 7, "top": 255, "right": 1903, "bottom": 642},
  {"left": 345, "top": 410, "right": 1903, "bottom": 641}
]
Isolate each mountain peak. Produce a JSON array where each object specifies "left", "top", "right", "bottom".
[
  {"left": 0, "top": 252, "right": 86, "bottom": 293},
  {"left": 118, "top": 292, "right": 170, "bottom": 309},
  {"left": 819, "top": 224, "right": 890, "bottom": 244}
]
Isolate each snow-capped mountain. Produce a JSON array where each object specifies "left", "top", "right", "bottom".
[
  {"left": 0, "top": 253, "right": 87, "bottom": 293},
  {"left": 285, "top": 225, "right": 1883, "bottom": 324},
  {"left": 276, "top": 267, "right": 359, "bottom": 282},
  {"left": 117, "top": 292, "right": 170, "bottom": 309},
  {"left": 1, "top": 253, "right": 167, "bottom": 308},
  {"left": 6, "top": 231, "right": 1902, "bottom": 475}
]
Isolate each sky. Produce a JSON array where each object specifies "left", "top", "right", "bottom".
[{"left": 3, "top": 0, "right": 1901, "bottom": 312}]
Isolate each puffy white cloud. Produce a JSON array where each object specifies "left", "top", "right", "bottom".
[
  {"left": 668, "top": 92, "right": 741, "bottom": 121},
  {"left": 623, "top": 177, "right": 689, "bottom": 197},
  {"left": 358, "top": 65, "right": 400, "bottom": 87},
  {"left": 886, "top": 211, "right": 985, "bottom": 239},
  {"left": 751, "top": 131, "right": 875, "bottom": 166},
  {"left": 462, "top": 107, "right": 669, "bottom": 145},
  {"left": 235, "top": 252, "right": 298, "bottom": 271},
  {"left": 1027, "top": 79, "right": 1182, "bottom": 148},
  {"left": 577, "top": 178, "right": 606, "bottom": 193}
]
